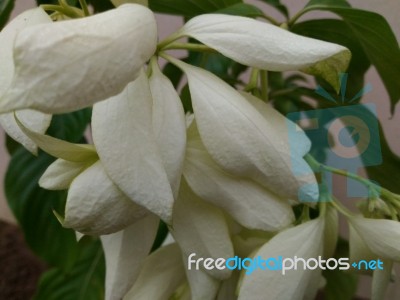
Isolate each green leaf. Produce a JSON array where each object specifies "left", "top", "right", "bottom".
[
  {"left": 258, "top": 0, "right": 288, "bottom": 17},
  {"left": 149, "top": 0, "right": 241, "bottom": 17},
  {"left": 323, "top": 238, "right": 358, "bottom": 300},
  {"left": 33, "top": 237, "right": 105, "bottom": 300},
  {"left": 292, "top": 19, "right": 370, "bottom": 99},
  {"left": 216, "top": 3, "right": 265, "bottom": 18},
  {"left": 0, "top": 0, "right": 14, "bottom": 29},
  {"left": 296, "top": 5, "right": 400, "bottom": 111},
  {"left": 5, "top": 109, "right": 91, "bottom": 270},
  {"left": 323, "top": 269, "right": 358, "bottom": 300}
]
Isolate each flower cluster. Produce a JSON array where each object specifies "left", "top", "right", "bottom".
[{"left": 2, "top": 3, "right": 399, "bottom": 300}]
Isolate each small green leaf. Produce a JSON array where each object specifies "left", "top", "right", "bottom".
[
  {"left": 216, "top": 3, "right": 265, "bottom": 18},
  {"left": 323, "top": 269, "right": 358, "bottom": 300},
  {"left": 0, "top": 0, "right": 14, "bottom": 29},
  {"left": 149, "top": 0, "right": 241, "bottom": 17}
]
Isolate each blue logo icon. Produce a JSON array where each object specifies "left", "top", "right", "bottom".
[{"left": 287, "top": 74, "right": 382, "bottom": 201}]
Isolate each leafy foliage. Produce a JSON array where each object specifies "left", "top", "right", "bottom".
[{"left": 0, "top": 0, "right": 14, "bottom": 29}]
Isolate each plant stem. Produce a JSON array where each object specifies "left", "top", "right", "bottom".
[
  {"left": 244, "top": 68, "right": 259, "bottom": 92},
  {"left": 260, "top": 70, "right": 269, "bottom": 102},
  {"left": 79, "top": 0, "right": 90, "bottom": 16},
  {"left": 161, "top": 43, "right": 216, "bottom": 53},
  {"left": 260, "top": 14, "right": 280, "bottom": 26}
]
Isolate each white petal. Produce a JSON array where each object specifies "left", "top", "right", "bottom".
[
  {"left": 172, "top": 180, "right": 234, "bottom": 280},
  {"left": 111, "top": 0, "right": 148, "bottom": 7},
  {"left": 101, "top": 214, "right": 159, "bottom": 300},
  {"left": 0, "top": 110, "right": 51, "bottom": 154},
  {"left": 217, "top": 271, "right": 240, "bottom": 300},
  {"left": 349, "top": 223, "right": 377, "bottom": 275},
  {"left": 16, "top": 116, "right": 97, "bottom": 162},
  {"left": 349, "top": 217, "right": 400, "bottom": 261},
  {"left": 0, "top": 7, "right": 52, "bottom": 154},
  {"left": 372, "top": 258, "right": 393, "bottom": 300},
  {"left": 39, "top": 158, "right": 94, "bottom": 190},
  {"left": 149, "top": 61, "right": 186, "bottom": 198},
  {"left": 171, "top": 58, "right": 318, "bottom": 202},
  {"left": 65, "top": 161, "right": 148, "bottom": 235},
  {"left": 124, "top": 243, "right": 186, "bottom": 300},
  {"left": 183, "top": 255, "right": 220, "bottom": 300},
  {"left": 0, "top": 7, "right": 51, "bottom": 96},
  {"left": 238, "top": 218, "right": 324, "bottom": 300},
  {"left": 184, "top": 122, "right": 294, "bottom": 231},
  {"left": 179, "top": 14, "right": 350, "bottom": 88},
  {"left": 1, "top": 4, "right": 157, "bottom": 114},
  {"left": 92, "top": 71, "right": 174, "bottom": 223}
]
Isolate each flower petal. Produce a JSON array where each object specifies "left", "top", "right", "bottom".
[
  {"left": 179, "top": 14, "right": 350, "bottom": 89},
  {"left": 323, "top": 206, "right": 338, "bottom": 258},
  {"left": 0, "top": 7, "right": 52, "bottom": 154},
  {"left": 92, "top": 71, "right": 174, "bottom": 223},
  {"left": 101, "top": 214, "right": 159, "bottom": 300},
  {"left": 173, "top": 180, "right": 234, "bottom": 280},
  {"left": 184, "top": 122, "right": 294, "bottom": 231},
  {"left": 349, "top": 217, "right": 400, "bottom": 261},
  {"left": 183, "top": 257, "right": 220, "bottom": 300},
  {"left": 170, "top": 58, "right": 318, "bottom": 202},
  {"left": 0, "top": 7, "right": 51, "bottom": 96},
  {"left": 149, "top": 61, "right": 186, "bottom": 198},
  {"left": 238, "top": 218, "right": 324, "bottom": 300},
  {"left": 39, "top": 158, "right": 94, "bottom": 190},
  {"left": 65, "top": 161, "right": 148, "bottom": 235},
  {"left": 371, "top": 258, "right": 393, "bottom": 300},
  {"left": 124, "top": 243, "right": 186, "bottom": 300},
  {"left": 0, "top": 110, "right": 51, "bottom": 155},
  {"left": 1, "top": 4, "right": 157, "bottom": 113}
]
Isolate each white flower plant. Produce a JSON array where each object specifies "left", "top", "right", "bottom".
[{"left": 1, "top": 0, "right": 400, "bottom": 299}]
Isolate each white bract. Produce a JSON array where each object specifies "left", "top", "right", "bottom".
[{"left": 0, "top": 8, "right": 52, "bottom": 154}]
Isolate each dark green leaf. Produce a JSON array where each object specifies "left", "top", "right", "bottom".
[
  {"left": 149, "top": 0, "right": 241, "bottom": 17},
  {"left": 0, "top": 0, "right": 14, "bottom": 29},
  {"left": 33, "top": 237, "right": 105, "bottom": 300},
  {"left": 258, "top": 0, "right": 288, "bottom": 17},
  {"left": 322, "top": 238, "right": 358, "bottom": 300},
  {"left": 297, "top": 5, "right": 400, "bottom": 111},
  {"left": 5, "top": 109, "right": 91, "bottom": 270},
  {"left": 216, "top": 3, "right": 265, "bottom": 18},
  {"left": 5, "top": 149, "right": 79, "bottom": 270}
]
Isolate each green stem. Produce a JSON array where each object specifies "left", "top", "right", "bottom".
[
  {"left": 260, "top": 70, "right": 269, "bottom": 102},
  {"left": 79, "top": 0, "right": 90, "bottom": 16},
  {"left": 330, "top": 198, "right": 355, "bottom": 218},
  {"left": 157, "top": 32, "right": 182, "bottom": 51},
  {"left": 41, "top": 4, "right": 83, "bottom": 18},
  {"left": 244, "top": 68, "right": 259, "bottom": 92},
  {"left": 260, "top": 14, "right": 280, "bottom": 26},
  {"left": 161, "top": 43, "right": 216, "bottom": 53},
  {"left": 288, "top": 7, "right": 313, "bottom": 27}
]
